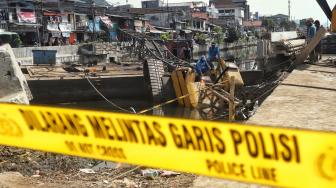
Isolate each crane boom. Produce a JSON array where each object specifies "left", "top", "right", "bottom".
[{"left": 316, "top": 0, "right": 332, "bottom": 21}]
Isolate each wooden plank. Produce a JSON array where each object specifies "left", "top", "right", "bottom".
[
  {"left": 185, "top": 71, "right": 199, "bottom": 108},
  {"left": 177, "top": 70, "right": 191, "bottom": 107},
  {"left": 171, "top": 71, "right": 184, "bottom": 105},
  {"left": 210, "top": 89, "right": 229, "bottom": 103},
  {"left": 229, "top": 76, "right": 235, "bottom": 122},
  {"left": 295, "top": 27, "right": 327, "bottom": 64}
]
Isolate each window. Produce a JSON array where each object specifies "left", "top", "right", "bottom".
[
  {"left": 20, "top": 9, "right": 33, "bottom": 13},
  {"left": 225, "top": 9, "right": 234, "bottom": 14}
]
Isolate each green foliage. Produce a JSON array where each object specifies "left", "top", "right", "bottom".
[
  {"left": 279, "top": 20, "right": 297, "bottom": 31},
  {"left": 0, "top": 33, "right": 22, "bottom": 48},
  {"left": 289, "top": 21, "right": 297, "bottom": 30},
  {"left": 11, "top": 35, "right": 22, "bottom": 48},
  {"left": 262, "top": 18, "right": 275, "bottom": 31},
  {"left": 195, "top": 33, "right": 207, "bottom": 44},
  {"left": 213, "top": 26, "right": 222, "bottom": 34},
  {"left": 160, "top": 32, "right": 172, "bottom": 41},
  {"left": 225, "top": 27, "right": 240, "bottom": 43},
  {"left": 213, "top": 26, "right": 224, "bottom": 44}
]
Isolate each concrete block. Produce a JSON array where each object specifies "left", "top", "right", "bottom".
[{"left": 0, "top": 44, "right": 32, "bottom": 104}]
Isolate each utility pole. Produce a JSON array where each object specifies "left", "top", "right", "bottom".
[
  {"left": 34, "top": 0, "right": 41, "bottom": 46},
  {"left": 167, "top": 0, "right": 170, "bottom": 29},
  {"left": 40, "top": 0, "right": 43, "bottom": 46},
  {"left": 91, "top": 0, "right": 96, "bottom": 41},
  {"left": 288, "top": 0, "right": 291, "bottom": 21}
]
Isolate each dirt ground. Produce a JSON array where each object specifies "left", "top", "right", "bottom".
[{"left": 0, "top": 147, "right": 196, "bottom": 188}]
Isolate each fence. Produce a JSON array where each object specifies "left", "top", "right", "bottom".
[{"left": 13, "top": 45, "right": 79, "bottom": 65}]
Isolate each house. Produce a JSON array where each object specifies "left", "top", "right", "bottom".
[
  {"left": 242, "top": 20, "right": 262, "bottom": 32},
  {"left": 42, "top": 0, "right": 79, "bottom": 45},
  {"left": 263, "top": 14, "right": 290, "bottom": 31},
  {"left": 217, "top": 4, "right": 244, "bottom": 26},
  {"left": 142, "top": 0, "right": 164, "bottom": 8},
  {"left": 0, "top": 1, "right": 9, "bottom": 31},
  {"left": 131, "top": 1, "right": 211, "bottom": 32},
  {"left": 0, "top": 0, "right": 41, "bottom": 46},
  {"left": 266, "top": 14, "right": 290, "bottom": 23},
  {"left": 210, "top": 0, "right": 250, "bottom": 21}
]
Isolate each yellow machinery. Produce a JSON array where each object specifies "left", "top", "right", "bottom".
[{"left": 171, "top": 60, "right": 244, "bottom": 121}]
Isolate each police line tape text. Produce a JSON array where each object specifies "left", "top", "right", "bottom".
[{"left": 19, "top": 109, "right": 300, "bottom": 163}]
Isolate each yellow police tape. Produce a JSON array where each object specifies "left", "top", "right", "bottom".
[{"left": 0, "top": 103, "right": 335, "bottom": 188}]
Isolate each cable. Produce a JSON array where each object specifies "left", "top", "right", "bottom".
[
  {"left": 85, "top": 76, "right": 133, "bottom": 113},
  {"left": 138, "top": 79, "right": 232, "bottom": 114}
]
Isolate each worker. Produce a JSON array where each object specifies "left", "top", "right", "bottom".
[
  {"left": 208, "top": 42, "right": 220, "bottom": 69},
  {"left": 185, "top": 45, "right": 192, "bottom": 62},
  {"left": 314, "top": 20, "right": 322, "bottom": 60},
  {"left": 195, "top": 55, "right": 211, "bottom": 77},
  {"left": 306, "top": 18, "right": 317, "bottom": 63},
  {"left": 307, "top": 18, "right": 316, "bottom": 39}
]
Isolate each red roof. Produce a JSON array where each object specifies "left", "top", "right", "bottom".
[{"left": 192, "top": 12, "right": 209, "bottom": 20}]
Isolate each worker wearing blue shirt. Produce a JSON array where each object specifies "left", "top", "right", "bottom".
[
  {"left": 195, "top": 55, "right": 211, "bottom": 76},
  {"left": 208, "top": 42, "right": 220, "bottom": 69},
  {"left": 307, "top": 18, "right": 316, "bottom": 40},
  {"left": 306, "top": 18, "right": 317, "bottom": 63}
]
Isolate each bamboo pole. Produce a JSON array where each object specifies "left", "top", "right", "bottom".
[
  {"left": 209, "top": 89, "right": 230, "bottom": 103},
  {"left": 229, "top": 76, "right": 235, "bottom": 122}
]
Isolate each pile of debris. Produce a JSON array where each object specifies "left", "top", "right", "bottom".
[
  {"left": 270, "top": 31, "right": 306, "bottom": 57},
  {"left": 0, "top": 146, "right": 195, "bottom": 187},
  {"left": 322, "top": 33, "right": 336, "bottom": 54}
]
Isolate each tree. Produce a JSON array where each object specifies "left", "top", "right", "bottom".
[
  {"left": 195, "top": 33, "right": 207, "bottom": 45},
  {"left": 225, "top": 27, "right": 240, "bottom": 43},
  {"left": 279, "top": 20, "right": 297, "bottom": 31},
  {"left": 11, "top": 34, "right": 22, "bottom": 48},
  {"left": 289, "top": 21, "right": 297, "bottom": 30},
  {"left": 213, "top": 26, "right": 224, "bottom": 44},
  {"left": 262, "top": 18, "right": 275, "bottom": 32}
]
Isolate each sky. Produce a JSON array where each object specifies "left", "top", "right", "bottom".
[{"left": 107, "top": 0, "right": 335, "bottom": 25}]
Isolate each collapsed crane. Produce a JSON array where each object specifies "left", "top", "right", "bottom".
[{"left": 316, "top": 0, "right": 336, "bottom": 32}]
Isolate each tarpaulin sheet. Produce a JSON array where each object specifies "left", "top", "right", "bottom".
[
  {"left": 47, "top": 23, "right": 60, "bottom": 32},
  {"left": 100, "top": 16, "right": 112, "bottom": 29},
  {"left": 18, "top": 11, "right": 36, "bottom": 23},
  {"left": 59, "top": 23, "right": 73, "bottom": 32},
  {"left": 88, "top": 17, "right": 101, "bottom": 32}
]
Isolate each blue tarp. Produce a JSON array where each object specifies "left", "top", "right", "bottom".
[
  {"left": 88, "top": 17, "right": 101, "bottom": 32},
  {"left": 110, "top": 31, "right": 118, "bottom": 40}
]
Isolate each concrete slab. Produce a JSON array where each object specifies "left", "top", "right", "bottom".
[
  {"left": 271, "top": 31, "right": 298, "bottom": 42},
  {"left": 248, "top": 61, "right": 336, "bottom": 131},
  {"left": 0, "top": 44, "right": 32, "bottom": 104}
]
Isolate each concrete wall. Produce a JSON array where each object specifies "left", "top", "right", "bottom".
[
  {"left": 13, "top": 45, "right": 79, "bottom": 65},
  {"left": 12, "top": 43, "right": 122, "bottom": 65},
  {"left": 193, "top": 40, "right": 258, "bottom": 58},
  {"left": 29, "top": 76, "right": 149, "bottom": 104}
]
